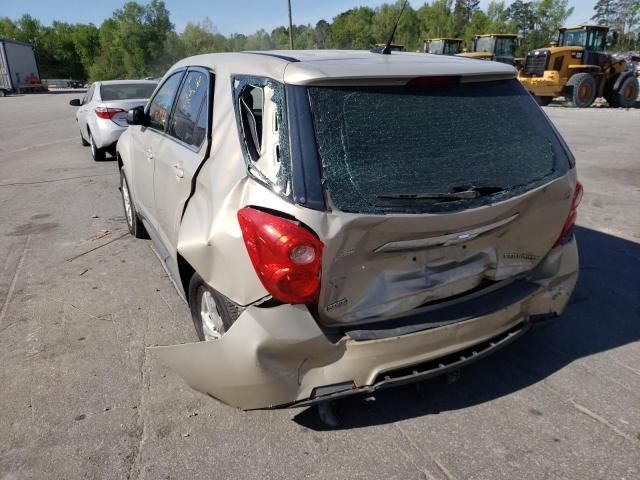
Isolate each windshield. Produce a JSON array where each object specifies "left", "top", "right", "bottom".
[
  {"left": 100, "top": 83, "right": 157, "bottom": 101},
  {"left": 429, "top": 40, "right": 444, "bottom": 54},
  {"left": 560, "top": 29, "right": 586, "bottom": 47},
  {"left": 560, "top": 28, "right": 606, "bottom": 50},
  {"left": 308, "top": 79, "right": 571, "bottom": 214},
  {"left": 475, "top": 37, "right": 494, "bottom": 52},
  {"left": 495, "top": 37, "right": 515, "bottom": 56}
]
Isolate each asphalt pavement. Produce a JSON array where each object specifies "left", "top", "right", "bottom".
[{"left": 0, "top": 92, "right": 639, "bottom": 480}]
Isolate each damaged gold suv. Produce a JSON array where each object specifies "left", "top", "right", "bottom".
[{"left": 117, "top": 50, "right": 581, "bottom": 410}]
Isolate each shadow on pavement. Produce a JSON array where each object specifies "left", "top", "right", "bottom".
[
  {"left": 546, "top": 99, "right": 640, "bottom": 109},
  {"left": 294, "top": 226, "right": 640, "bottom": 430}
]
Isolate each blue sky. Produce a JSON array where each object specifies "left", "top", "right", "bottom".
[{"left": 0, "top": 0, "right": 590, "bottom": 35}]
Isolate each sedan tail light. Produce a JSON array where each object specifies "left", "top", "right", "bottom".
[
  {"left": 237, "top": 207, "right": 324, "bottom": 304},
  {"left": 95, "top": 107, "right": 125, "bottom": 120},
  {"left": 554, "top": 181, "right": 583, "bottom": 247}
]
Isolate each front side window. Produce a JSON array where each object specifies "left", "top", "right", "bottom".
[
  {"left": 83, "top": 85, "right": 94, "bottom": 104},
  {"left": 232, "top": 76, "right": 291, "bottom": 198},
  {"left": 148, "top": 72, "right": 184, "bottom": 131},
  {"left": 168, "top": 71, "right": 209, "bottom": 148},
  {"left": 586, "top": 29, "right": 606, "bottom": 51},
  {"left": 444, "top": 41, "right": 461, "bottom": 55},
  {"left": 308, "top": 79, "right": 571, "bottom": 214}
]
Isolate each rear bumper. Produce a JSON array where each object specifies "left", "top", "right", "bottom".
[
  {"left": 92, "top": 118, "right": 126, "bottom": 149},
  {"left": 152, "top": 238, "right": 578, "bottom": 409}
]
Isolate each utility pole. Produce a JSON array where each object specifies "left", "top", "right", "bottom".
[{"left": 288, "top": 0, "right": 294, "bottom": 49}]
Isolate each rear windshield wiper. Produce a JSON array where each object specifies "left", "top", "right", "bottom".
[{"left": 378, "top": 186, "right": 505, "bottom": 202}]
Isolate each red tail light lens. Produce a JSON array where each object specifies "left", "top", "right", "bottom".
[
  {"left": 554, "top": 181, "right": 583, "bottom": 247},
  {"left": 95, "top": 107, "right": 125, "bottom": 119},
  {"left": 237, "top": 207, "right": 324, "bottom": 304}
]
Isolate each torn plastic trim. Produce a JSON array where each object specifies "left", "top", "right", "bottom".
[
  {"left": 282, "top": 321, "right": 530, "bottom": 408},
  {"left": 374, "top": 213, "right": 519, "bottom": 253}
]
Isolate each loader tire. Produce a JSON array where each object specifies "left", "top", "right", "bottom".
[
  {"left": 605, "top": 74, "right": 638, "bottom": 108},
  {"left": 533, "top": 95, "right": 553, "bottom": 106},
  {"left": 565, "top": 73, "right": 597, "bottom": 108}
]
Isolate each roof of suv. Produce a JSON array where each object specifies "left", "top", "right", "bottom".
[{"left": 172, "top": 50, "right": 517, "bottom": 86}]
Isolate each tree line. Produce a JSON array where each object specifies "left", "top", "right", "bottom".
[{"left": 0, "top": 0, "right": 638, "bottom": 82}]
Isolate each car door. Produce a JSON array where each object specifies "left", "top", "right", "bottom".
[
  {"left": 128, "top": 70, "right": 185, "bottom": 226},
  {"left": 77, "top": 84, "right": 95, "bottom": 139},
  {"left": 152, "top": 68, "right": 212, "bottom": 252}
]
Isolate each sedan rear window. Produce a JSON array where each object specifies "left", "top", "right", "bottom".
[
  {"left": 308, "top": 79, "right": 571, "bottom": 214},
  {"left": 100, "top": 83, "right": 157, "bottom": 101}
]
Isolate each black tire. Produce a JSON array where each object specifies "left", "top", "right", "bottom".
[
  {"left": 605, "top": 74, "right": 638, "bottom": 108},
  {"left": 119, "top": 169, "right": 147, "bottom": 239},
  {"left": 80, "top": 130, "right": 90, "bottom": 146},
  {"left": 89, "top": 131, "right": 106, "bottom": 161},
  {"left": 534, "top": 95, "right": 553, "bottom": 106},
  {"left": 188, "top": 274, "right": 241, "bottom": 341},
  {"left": 565, "top": 73, "right": 597, "bottom": 108}
]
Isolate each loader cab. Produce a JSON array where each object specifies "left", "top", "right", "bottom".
[
  {"left": 457, "top": 34, "right": 518, "bottom": 65},
  {"left": 424, "top": 38, "right": 463, "bottom": 55},
  {"left": 473, "top": 34, "right": 517, "bottom": 57},
  {"left": 558, "top": 25, "right": 608, "bottom": 52},
  {"left": 372, "top": 43, "right": 406, "bottom": 52}
]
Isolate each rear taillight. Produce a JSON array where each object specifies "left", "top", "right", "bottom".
[
  {"left": 95, "top": 107, "right": 125, "bottom": 119},
  {"left": 554, "top": 181, "right": 583, "bottom": 247},
  {"left": 237, "top": 207, "right": 324, "bottom": 304}
]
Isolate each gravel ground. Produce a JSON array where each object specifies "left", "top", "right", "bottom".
[{"left": 0, "top": 92, "right": 639, "bottom": 480}]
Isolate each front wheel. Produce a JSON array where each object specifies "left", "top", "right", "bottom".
[
  {"left": 120, "top": 169, "right": 147, "bottom": 239},
  {"left": 565, "top": 73, "right": 597, "bottom": 108}
]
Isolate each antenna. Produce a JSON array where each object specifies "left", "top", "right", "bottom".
[{"left": 371, "top": 0, "right": 409, "bottom": 55}]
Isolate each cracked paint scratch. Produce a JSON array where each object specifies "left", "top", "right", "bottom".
[
  {"left": 570, "top": 399, "right": 638, "bottom": 444},
  {"left": 0, "top": 235, "right": 31, "bottom": 325}
]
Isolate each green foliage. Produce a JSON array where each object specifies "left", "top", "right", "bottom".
[
  {"left": 1, "top": 0, "right": 637, "bottom": 82},
  {"left": 592, "top": 0, "right": 640, "bottom": 50}
]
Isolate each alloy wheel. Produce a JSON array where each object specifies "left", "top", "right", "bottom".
[{"left": 200, "top": 290, "right": 225, "bottom": 340}]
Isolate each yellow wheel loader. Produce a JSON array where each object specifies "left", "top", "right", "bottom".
[
  {"left": 518, "top": 24, "right": 638, "bottom": 108},
  {"left": 424, "top": 38, "right": 463, "bottom": 55},
  {"left": 457, "top": 34, "right": 518, "bottom": 65}
]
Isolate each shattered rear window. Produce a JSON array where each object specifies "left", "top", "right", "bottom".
[
  {"left": 308, "top": 79, "right": 571, "bottom": 214},
  {"left": 232, "top": 76, "right": 291, "bottom": 199}
]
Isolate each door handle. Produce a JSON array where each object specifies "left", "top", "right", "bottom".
[
  {"left": 173, "top": 164, "right": 184, "bottom": 178},
  {"left": 145, "top": 149, "right": 153, "bottom": 160}
]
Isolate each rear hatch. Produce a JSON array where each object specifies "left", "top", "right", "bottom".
[{"left": 306, "top": 78, "right": 574, "bottom": 326}]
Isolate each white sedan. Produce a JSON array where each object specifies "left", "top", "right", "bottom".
[{"left": 69, "top": 80, "right": 157, "bottom": 160}]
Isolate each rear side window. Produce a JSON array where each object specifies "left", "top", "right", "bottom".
[
  {"left": 233, "top": 76, "right": 291, "bottom": 198},
  {"left": 83, "top": 84, "right": 94, "bottom": 104},
  {"left": 148, "top": 72, "right": 184, "bottom": 131},
  {"left": 100, "top": 83, "right": 157, "bottom": 101},
  {"left": 168, "top": 71, "right": 209, "bottom": 148},
  {"left": 308, "top": 79, "right": 572, "bottom": 214}
]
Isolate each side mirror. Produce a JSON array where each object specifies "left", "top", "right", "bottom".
[
  {"left": 69, "top": 98, "right": 81, "bottom": 107},
  {"left": 127, "top": 106, "right": 149, "bottom": 126}
]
